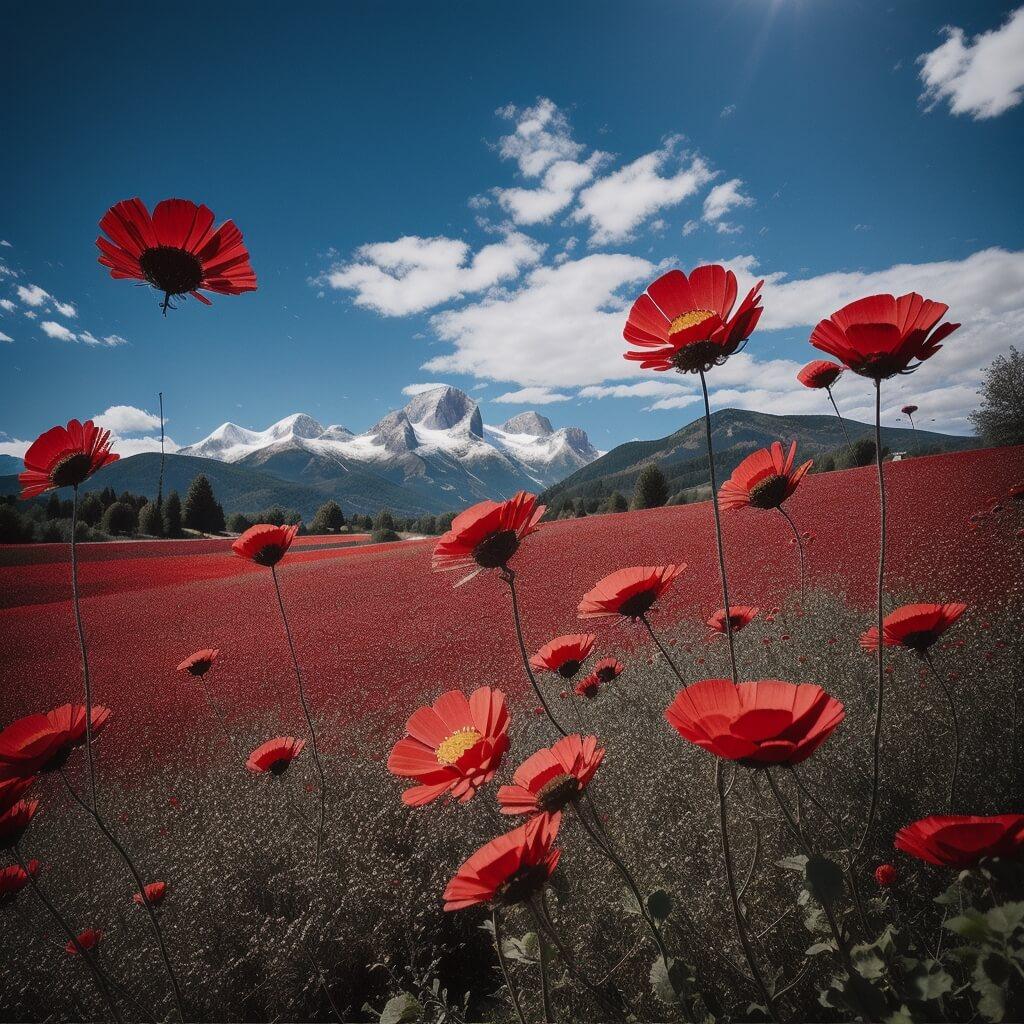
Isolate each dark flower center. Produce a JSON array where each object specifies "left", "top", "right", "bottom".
[
  {"left": 252, "top": 544, "right": 285, "bottom": 567},
  {"left": 472, "top": 529, "right": 519, "bottom": 569},
  {"left": 671, "top": 339, "right": 728, "bottom": 375},
  {"left": 596, "top": 665, "right": 619, "bottom": 683},
  {"left": 139, "top": 246, "right": 204, "bottom": 297},
  {"left": 187, "top": 660, "right": 212, "bottom": 677},
  {"left": 556, "top": 660, "right": 581, "bottom": 679},
  {"left": 577, "top": 680, "right": 599, "bottom": 698},
  {"left": 496, "top": 862, "right": 550, "bottom": 905},
  {"left": 900, "top": 630, "right": 938, "bottom": 653},
  {"left": 535, "top": 773, "right": 580, "bottom": 812},
  {"left": 617, "top": 588, "right": 657, "bottom": 619},
  {"left": 748, "top": 474, "right": 791, "bottom": 509},
  {"left": 50, "top": 453, "right": 93, "bottom": 489},
  {"left": 268, "top": 758, "right": 292, "bottom": 775}
]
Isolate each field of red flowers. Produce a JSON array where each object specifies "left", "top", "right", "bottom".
[{"left": 1, "top": 447, "right": 1020, "bottom": 776}]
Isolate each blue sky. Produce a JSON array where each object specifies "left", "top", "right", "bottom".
[{"left": 2, "top": 0, "right": 1023, "bottom": 457}]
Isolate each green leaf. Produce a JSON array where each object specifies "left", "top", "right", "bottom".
[
  {"left": 804, "top": 854, "right": 845, "bottom": 904},
  {"left": 934, "top": 880, "right": 961, "bottom": 906},
  {"left": 649, "top": 956, "right": 692, "bottom": 1004},
  {"left": 777, "top": 854, "right": 809, "bottom": 873},
  {"left": 973, "top": 958, "right": 1007, "bottom": 1022},
  {"left": 913, "top": 966, "right": 953, "bottom": 1002},
  {"left": 846, "top": 974, "right": 891, "bottom": 1020},
  {"left": 945, "top": 909, "right": 992, "bottom": 943},
  {"left": 647, "top": 889, "right": 674, "bottom": 921},
  {"left": 807, "top": 941, "right": 836, "bottom": 956},
  {"left": 380, "top": 993, "right": 423, "bottom": 1024},
  {"left": 852, "top": 948, "right": 887, "bottom": 981},
  {"left": 985, "top": 902, "right": 1024, "bottom": 936},
  {"left": 501, "top": 932, "right": 539, "bottom": 964}
]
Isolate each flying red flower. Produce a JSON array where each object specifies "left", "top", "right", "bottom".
[
  {"left": 176, "top": 649, "right": 220, "bottom": 677},
  {"left": 497, "top": 734, "right": 605, "bottom": 817},
  {"left": 66, "top": 928, "right": 103, "bottom": 956},
  {"left": 529, "top": 634, "right": 597, "bottom": 679},
  {"left": 707, "top": 606, "right": 759, "bottom": 635},
  {"left": 19, "top": 420, "right": 119, "bottom": 500},
  {"left": 245, "top": 737, "right": 306, "bottom": 775},
  {"left": 797, "top": 360, "right": 844, "bottom": 390},
  {"left": 809, "top": 293, "right": 959, "bottom": 380},
  {"left": 0, "top": 858, "right": 39, "bottom": 907},
  {"left": 443, "top": 814, "right": 562, "bottom": 911},
  {"left": 97, "top": 198, "right": 257, "bottom": 315},
  {"left": 0, "top": 705, "right": 112, "bottom": 779},
  {"left": 894, "top": 814, "right": 1024, "bottom": 868},
  {"left": 232, "top": 524, "right": 299, "bottom": 567},
  {"left": 874, "top": 863, "right": 897, "bottom": 887},
  {"left": 388, "top": 687, "right": 510, "bottom": 807},
  {"left": 0, "top": 800, "right": 39, "bottom": 849},
  {"left": 718, "top": 441, "right": 812, "bottom": 512},
  {"left": 134, "top": 881, "right": 167, "bottom": 906},
  {"left": 860, "top": 603, "right": 967, "bottom": 654},
  {"left": 578, "top": 565, "right": 686, "bottom": 620},
  {"left": 665, "top": 678, "right": 845, "bottom": 765},
  {"left": 901, "top": 404, "right": 918, "bottom": 416},
  {"left": 623, "top": 266, "right": 764, "bottom": 374},
  {"left": 432, "top": 492, "right": 544, "bottom": 584}
]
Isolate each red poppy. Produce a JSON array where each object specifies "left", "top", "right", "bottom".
[
  {"left": 134, "top": 881, "right": 167, "bottom": 906},
  {"left": 530, "top": 634, "right": 597, "bottom": 679},
  {"left": 388, "top": 687, "right": 510, "bottom": 807},
  {"left": 578, "top": 565, "right": 686, "bottom": 620},
  {"left": 19, "top": 420, "right": 119, "bottom": 500},
  {"left": 860, "top": 603, "right": 967, "bottom": 654},
  {"left": 901, "top": 404, "right": 918, "bottom": 416},
  {"left": 874, "top": 863, "right": 897, "bottom": 887},
  {"left": 0, "top": 705, "right": 112, "bottom": 779},
  {"left": 497, "top": 734, "right": 605, "bottom": 817},
  {"left": 894, "top": 814, "right": 1024, "bottom": 868},
  {"left": 176, "top": 649, "right": 220, "bottom": 677},
  {"left": 665, "top": 678, "right": 845, "bottom": 765},
  {"left": 0, "top": 858, "right": 39, "bottom": 907},
  {"left": 809, "top": 293, "right": 959, "bottom": 380},
  {"left": 97, "top": 198, "right": 257, "bottom": 314},
  {"left": 245, "top": 736, "right": 305, "bottom": 775},
  {"left": 797, "top": 360, "right": 844, "bottom": 390},
  {"left": 66, "top": 928, "right": 103, "bottom": 956},
  {"left": 1007, "top": 483, "right": 1024, "bottom": 501},
  {"left": 432, "top": 492, "right": 545, "bottom": 584},
  {"left": 707, "top": 606, "right": 759, "bottom": 634},
  {"left": 577, "top": 657, "right": 624, "bottom": 697},
  {"left": 623, "top": 266, "right": 764, "bottom": 374},
  {"left": 232, "top": 524, "right": 299, "bottom": 567},
  {"left": 0, "top": 800, "right": 39, "bottom": 849},
  {"left": 0, "top": 777, "right": 35, "bottom": 814},
  {"left": 443, "top": 814, "right": 561, "bottom": 911},
  {"left": 718, "top": 441, "right": 812, "bottom": 512}
]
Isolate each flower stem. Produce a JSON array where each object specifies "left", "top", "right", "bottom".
[
  {"left": 527, "top": 902, "right": 555, "bottom": 1023},
  {"left": 826, "top": 387, "right": 853, "bottom": 449},
  {"left": 201, "top": 678, "right": 240, "bottom": 760},
  {"left": 14, "top": 844, "right": 126, "bottom": 1024},
  {"left": 491, "top": 906, "right": 529, "bottom": 1024},
  {"left": 272, "top": 566, "right": 327, "bottom": 875},
  {"left": 777, "top": 506, "right": 806, "bottom": 609},
  {"left": 924, "top": 652, "right": 960, "bottom": 811},
  {"left": 699, "top": 371, "right": 738, "bottom": 685},
  {"left": 59, "top": 769, "right": 185, "bottom": 1021},
  {"left": 156, "top": 391, "right": 165, "bottom": 519},
  {"left": 858, "top": 379, "right": 887, "bottom": 853},
  {"left": 715, "top": 761, "right": 777, "bottom": 1020},
  {"left": 639, "top": 614, "right": 687, "bottom": 691},
  {"left": 502, "top": 569, "right": 569, "bottom": 737}
]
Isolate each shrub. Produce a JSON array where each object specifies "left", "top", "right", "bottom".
[
  {"left": 310, "top": 501, "right": 346, "bottom": 534},
  {"left": 183, "top": 476, "right": 225, "bottom": 534},
  {"left": 163, "top": 491, "right": 183, "bottom": 537},
  {"left": 79, "top": 492, "right": 104, "bottom": 526},
  {"left": 371, "top": 528, "right": 400, "bottom": 543},
  {"left": 970, "top": 345, "right": 1024, "bottom": 446},
  {"left": 226, "top": 512, "right": 253, "bottom": 534},
  {"left": 632, "top": 463, "right": 669, "bottom": 509},
  {"left": 138, "top": 501, "right": 162, "bottom": 536},
  {"left": 101, "top": 500, "right": 137, "bottom": 536},
  {"left": 0, "top": 503, "right": 34, "bottom": 543},
  {"left": 373, "top": 508, "right": 396, "bottom": 533}
]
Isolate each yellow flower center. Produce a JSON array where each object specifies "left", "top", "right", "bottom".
[
  {"left": 436, "top": 728, "right": 483, "bottom": 765},
  {"left": 669, "top": 308, "right": 715, "bottom": 334}
]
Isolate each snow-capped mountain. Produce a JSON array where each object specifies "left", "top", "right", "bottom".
[{"left": 177, "top": 386, "right": 600, "bottom": 512}]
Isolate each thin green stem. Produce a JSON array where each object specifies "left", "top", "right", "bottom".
[
  {"left": 639, "top": 614, "right": 687, "bottom": 692},
  {"left": 201, "top": 678, "right": 239, "bottom": 759},
  {"left": 777, "top": 506, "right": 805, "bottom": 609},
  {"left": 826, "top": 387, "right": 853, "bottom": 448},
  {"left": 492, "top": 906, "right": 529, "bottom": 1024},
  {"left": 924, "top": 652, "right": 960, "bottom": 811},
  {"left": 527, "top": 902, "right": 555, "bottom": 1023}
]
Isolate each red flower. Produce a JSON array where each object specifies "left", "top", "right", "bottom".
[
  {"left": 797, "top": 360, "right": 844, "bottom": 390},
  {"left": 388, "top": 687, "right": 510, "bottom": 807},
  {"left": 19, "top": 420, "right": 118, "bottom": 500},
  {"left": 530, "top": 634, "right": 597, "bottom": 679},
  {"left": 432, "top": 492, "right": 544, "bottom": 584},
  {"left": 860, "top": 603, "right": 967, "bottom": 654},
  {"left": 707, "top": 606, "right": 759, "bottom": 634},
  {"left": 665, "top": 679, "right": 845, "bottom": 765},
  {"left": 718, "top": 441, "right": 812, "bottom": 512},
  {"left": 0, "top": 800, "right": 39, "bottom": 849},
  {"left": 232, "top": 524, "right": 299, "bottom": 567},
  {"left": 810, "top": 293, "right": 959, "bottom": 380},
  {"left": 623, "top": 266, "right": 764, "bottom": 374},
  {"left": 901, "top": 404, "right": 918, "bottom": 416},
  {"left": 0, "top": 705, "right": 112, "bottom": 779},
  {"left": 443, "top": 814, "right": 561, "bottom": 911},
  {"left": 0, "top": 858, "right": 39, "bottom": 907},
  {"left": 176, "top": 649, "right": 220, "bottom": 677},
  {"left": 134, "top": 881, "right": 167, "bottom": 906},
  {"left": 497, "top": 734, "right": 605, "bottom": 817},
  {"left": 66, "top": 928, "right": 103, "bottom": 956},
  {"left": 97, "top": 198, "right": 257, "bottom": 314},
  {"left": 874, "top": 863, "right": 897, "bottom": 887},
  {"left": 0, "top": 777, "right": 35, "bottom": 813},
  {"left": 894, "top": 814, "right": 1024, "bottom": 868},
  {"left": 1007, "top": 483, "right": 1024, "bottom": 501},
  {"left": 578, "top": 565, "right": 686, "bottom": 620},
  {"left": 246, "top": 737, "right": 305, "bottom": 775},
  {"left": 576, "top": 657, "right": 625, "bottom": 697}
]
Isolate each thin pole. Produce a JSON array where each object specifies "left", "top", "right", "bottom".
[
  {"left": 826, "top": 387, "right": 853, "bottom": 448},
  {"left": 777, "top": 506, "right": 806, "bottom": 608},
  {"left": 491, "top": 906, "right": 529, "bottom": 1024},
  {"left": 156, "top": 391, "right": 165, "bottom": 518},
  {"left": 924, "top": 652, "right": 960, "bottom": 811}
]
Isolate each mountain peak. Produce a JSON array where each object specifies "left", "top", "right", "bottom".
[
  {"left": 403, "top": 386, "right": 483, "bottom": 437},
  {"left": 501, "top": 411, "right": 554, "bottom": 437},
  {"left": 268, "top": 413, "right": 324, "bottom": 440}
]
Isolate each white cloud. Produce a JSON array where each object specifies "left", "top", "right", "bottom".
[
  {"left": 17, "top": 284, "right": 50, "bottom": 307},
  {"left": 492, "top": 386, "right": 571, "bottom": 405},
  {"left": 720, "top": 104, "right": 737, "bottom": 118},
  {"left": 92, "top": 405, "right": 163, "bottom": 434},
  {"left": 110, "top": 435, "right": 180, "bottom": 457},
  {"left": 702, "top": 178, "right": 754, "bottom": 233},
  {"left": 0, "top": 438, "right": 28, "bottom": 458},
  {"left": 0, "top": 332, "right": 12, "bottom": 343},
  {"left": 918, "top": 6, "right": 1024, "bottom": 119},
  {"left": 40, "top": 321, "right": 77, "bottom": 342},
  {"left": 0, "top": 262, "right": 14, "bottom": 279},
  {"left": 572, "top": 140, "right": 715, "bottom": 245},
  {"left": 323, "top": 232, "right": 545, "bottom": 316},
  {"left": 79, "top": 331, "right": 129, "bottom": 347},
  {"left": 0, "top": 240, "right": 11, "bottom": 248},
  {"left": 52, "top": 300, "right": 77, "bottom": 318},
  {"left": 579, "top": 381, "right": 693, "bottom": 400},
  {"left": 401, "top": 382, "right": 449, "bottom": 396},
  {"left": 0, "top": 299, "right": 15, "bottom": 311},
  {"left": 496, "top": 153, "right": 607, "bottom": 226}
]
